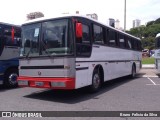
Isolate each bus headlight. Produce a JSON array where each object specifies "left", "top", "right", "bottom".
[
  {"left": 18, "top": 80, "right": 28, "bottom": 86},
  {"left": 51, "top": 82, "right": 66, "bottom": 87}
]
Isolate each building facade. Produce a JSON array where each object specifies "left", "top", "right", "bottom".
[
  {"left": 133, "top": 19, "right": 141, "bottom": 28},
  {"left": 86, "top": 13, "right": 98, "bottom": 20},
  {"left": 109, "top": 18, "right": 115, "bottom": 27},
  {"left": 115, "top": 19, "right": 120, "bottom": 29}
]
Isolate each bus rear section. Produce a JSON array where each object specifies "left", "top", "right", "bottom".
[{"left": 0, "top": 23, "right": 21, "bottom": 87}]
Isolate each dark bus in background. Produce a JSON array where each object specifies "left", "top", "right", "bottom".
[{"left": 0, "top": 22, "right": 21, "bottom": 87}]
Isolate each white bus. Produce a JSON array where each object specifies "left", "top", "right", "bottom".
[
  {"left": 154, "top": 33, "right": 160, "bottom": 72},
  {"left": 18, "top": 15, "right": 142, "bottom": 92}
]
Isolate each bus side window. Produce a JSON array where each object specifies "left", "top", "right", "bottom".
[
  {"left": 138, "top": 41, "right": 142, "bottom": 51},
  {"left": 82, "top": 24, "right": 90, "bottom": 44},
  {"left": 104, "top": 28, "right": 109, "bottom": 45},
  {"left": 133, "top": 40, "right": 138, "bottom": 50},
  {"left": 0, "top": 26, "right": 5, "bottom": 56},
  {"left": 108, "top": 30, "right": 117, "bottom": 47},
  {"left": 119, "top": 33, "right": 125, "bottom": 48},
  {"left": 14, "top": 27, "right": 21, "bottom": 46},
  {"left": 76, "top": 23, "right": 91, "bottom": 57},
  {"left": 126, "top": 37, "right": 132, "bottom": 49},
  {"left": 4, "top": 26, "right": 21, "bottom": 46},
  {"left": 93, "top": 24, "right": 104, "bottom": 44}
]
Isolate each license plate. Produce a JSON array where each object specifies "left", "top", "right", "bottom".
[{"left": 35, "top": 82, "right": 44, "bottom": 86}]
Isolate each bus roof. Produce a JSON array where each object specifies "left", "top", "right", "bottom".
[
  {"left": 22, "top": 14, "right": 140, "bottom": 41},
  {"left": 0, "top": 22, "right": 21, "bottom": 27},
  {"left": 156, "top": 33, "right": 160, "bottom": 38}
]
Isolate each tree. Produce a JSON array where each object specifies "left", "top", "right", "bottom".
[
  {"left": 128, "top": 25, "right": 146, "bottom": 39},
  {"left": 27, "top": 12, "right": 44, "bottom": 20},
  {"left": 146, "top": 21, "right": 155, "bottom": 27},
  {"left": 141, "top": 37, "right": 155, "bottom": 50},
  {"left": 144, "top": 24, "right": 160, "bottom": 37},
  {"left": 155, "top": 18, "right": 160, "bottom": 24},
  {"left": 128, "top": 19, "right": 160, "bottom": 49}
]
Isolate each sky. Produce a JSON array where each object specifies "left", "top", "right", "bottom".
[{"left": 0, "top": 0, "right": 159, "bottom": 30}]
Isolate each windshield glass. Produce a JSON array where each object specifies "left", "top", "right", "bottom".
[
  {"left": 21, "top": 19, "right": 73, "bottom": 57},
  {"left": 155, "top": 37, "right": 160, "bottom": 48},
  {"left": 22, "top": 23, "right": 41, "bottom": 56}
]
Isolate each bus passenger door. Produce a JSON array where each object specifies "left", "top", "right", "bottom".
[{"left": 75, "top": 19, "right": 92, "bottom": 88}]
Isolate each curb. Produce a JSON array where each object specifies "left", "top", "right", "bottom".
[{"left": 142, "top": 64, "right": 155, "bottom": 69}]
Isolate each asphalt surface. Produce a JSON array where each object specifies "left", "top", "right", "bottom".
[{"left": 0, "top": 68, "right": 160, "bottom": 120}]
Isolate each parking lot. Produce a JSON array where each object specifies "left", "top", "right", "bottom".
[{"left": 0, "top": 68, "right": 160, "bottom": 120}]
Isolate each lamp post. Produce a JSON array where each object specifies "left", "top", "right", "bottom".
[{"left": 124, "top": 0, "right": 126, "bottom": 31}]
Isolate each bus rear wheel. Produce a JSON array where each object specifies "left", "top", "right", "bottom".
[
  {"left": 89, "top": 69, "right": 101, "bottom": 92},
  {"left": 4, "top": 68, "right": 18, "bottom": 88},
  {"left": 130, "top": 65, "right": 136, "bottom": 78}
]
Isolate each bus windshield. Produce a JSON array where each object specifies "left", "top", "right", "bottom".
[
  {"left": 155, "top": 37, "right": 160, "bottom": 49},
  {"left": 21, "top": 19, "right": 73, "bottom": 57}
]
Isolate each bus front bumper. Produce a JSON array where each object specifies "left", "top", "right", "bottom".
[{"left": 18, "top": 77, "right": 75, "bottom": 89}]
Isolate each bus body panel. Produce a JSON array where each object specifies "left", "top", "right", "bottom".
[
  {"left": 0, "top": 47, "right": 19, "bottom": 60},
  {"left": 75, "top": 45, "right": 141, "bottom": 88},
  {"left": 18, "top": 57, "right": 76, "bottom": 89},
  {"left": 0, "top": 59, "right": 19, "bottom": 84}
]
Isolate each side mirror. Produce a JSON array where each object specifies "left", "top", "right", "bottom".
[{"left": 76, "top": 23, "right": 82, "bottom": 38}]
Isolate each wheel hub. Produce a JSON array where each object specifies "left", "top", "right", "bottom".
[{"left": 9, "top": 73, "right": 18, "bottom": 85}]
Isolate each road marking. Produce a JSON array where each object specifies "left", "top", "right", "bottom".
[
  {"left": 147, "top": 77, "right": 156, "bottom": 85},
  {"left": 143, "top": 75, "right": 158, "bottom": 78},
  {"left": 146, "top": 84, "right": 160, "bottom": 85}
]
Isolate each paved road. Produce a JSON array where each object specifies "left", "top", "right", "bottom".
[{"left": 0, "top": 68, "right": 160, "bottom": 120}]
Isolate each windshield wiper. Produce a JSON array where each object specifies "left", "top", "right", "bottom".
[
  {"left": 41, "top": 33, "right": 55, "bottom": 57},
  {"left": 25, "top": 48, "right": 31, "bottom": 59},
  {"left": 41, "top": 40, "right": 53, "bottom": 57}
]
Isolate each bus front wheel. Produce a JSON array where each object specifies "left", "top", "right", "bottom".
[{"left": 4, "top": 68, "right": 18, "bottom": 88}]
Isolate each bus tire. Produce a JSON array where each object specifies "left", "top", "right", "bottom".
[
  {"left": 4, "top": 68, "right": 18, "bottom": 88},
  {"left": 130, "top": 65, "right": 136, "bottom": 79},
  {"left": 89, "top": 69, "right": 101, "bottom": 93}
]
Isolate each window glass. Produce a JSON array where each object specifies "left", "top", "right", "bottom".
[
  {"left": 126, "top": 37, "right": 133, "bottom": 49},
  {"left": 155, "top": 37, "right": 160, "bottom": 48},
  {"left": 22, "top": 23, "right": 41, "bottom": 56},
  {"left": 0, "top": 25, "right": 4, "bottom": 56},
  {"left": 82, "top": 24, "right": 90, "bottom": 44},
  {"left": 4, "top": 26, "right": 21, "bottom": 46},
  {"left": 42, "top": 19, "right": 71, "bottom": 55},
  {"left": 0, "top": 26, "right": 2, "bottom": 35},
  {"left": 119, "top": 34, "right": 125, "bottom": 48},
  {"left": 109, "top": 30, "right": 117, "bottom": 46},
  {"left": 93, "top": 25, "right": 103, "bottom": 44},
  {"left": 133, "top": 40, "right": 138, "bottom": 50},
  {"left": 138, "top": 41, "right": 142, "bottom": 51},
  {"left": 76, "top": 23, "right": 91, "bottom": 57}
]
